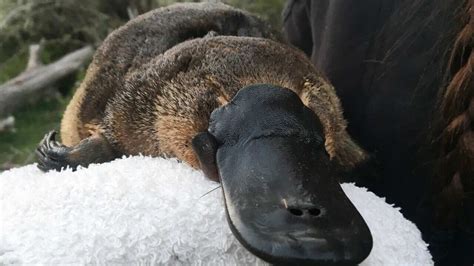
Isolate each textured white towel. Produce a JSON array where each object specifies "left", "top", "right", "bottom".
[{"left": 0, "top": 156, "right": 432, "bottom": 265}]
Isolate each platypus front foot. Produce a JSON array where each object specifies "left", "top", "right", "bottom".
[
  {"left": 36, "top": 131, "right": 76, "bottom": 172},
  {"left": 36, "top": 130, "right": 120, "bottom": 172}
]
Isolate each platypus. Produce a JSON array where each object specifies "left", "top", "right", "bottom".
[{"left": 36, "top": 3, "right": 372, "bottom": 265}]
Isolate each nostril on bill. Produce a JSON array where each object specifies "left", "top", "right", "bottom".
[
  {"left": 282, "top": 199, "right": 322, "bottom": 217},
  {"left": 288, "top": 208, "right": 303, "bottom": 216},
  {"left": 307, "top": 207, "right": 321, "bottom": 216},
  {"left": 286, "top": 206, "right": 322, "bottom": 217}
]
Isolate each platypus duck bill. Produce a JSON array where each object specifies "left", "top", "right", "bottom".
[{"left": 192, "top": 84, "right": 373, "bottom": 265}]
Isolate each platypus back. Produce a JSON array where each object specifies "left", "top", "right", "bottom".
[{"left": 60, "top": 2, "right": 280, "bottom": 146}]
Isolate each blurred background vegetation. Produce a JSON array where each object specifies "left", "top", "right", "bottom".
[{"left": 0, "top": 0, "right": 285, "bottom": 170}]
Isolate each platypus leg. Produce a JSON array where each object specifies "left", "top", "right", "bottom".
[{"left": 36, "top": 131, "right": 119, "bottom": 172}]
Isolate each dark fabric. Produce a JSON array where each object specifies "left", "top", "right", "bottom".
[
  {"left": 283, "top": 0, "right": 474, "bottom": 265},
  {"left": 284, "top": 0, "right": 383, "bottom": 133}
]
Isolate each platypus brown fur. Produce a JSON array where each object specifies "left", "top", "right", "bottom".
[
  {"left": 38, "top": 35, "right": 366, "bottom": 171},
  {"left": 60, "top": 2, "right": 279, "bottom": 147},
  {"left": 37, "top": 2, "right": 366, "bottom": 172}
]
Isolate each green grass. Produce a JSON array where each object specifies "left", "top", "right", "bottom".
[{"left": 0, "top": 95, "right": 71, "bottom": 169}]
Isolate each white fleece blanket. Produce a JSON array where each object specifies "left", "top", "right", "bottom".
[{"left": 0, "top": 156, "right": 432, "bottom": 265}]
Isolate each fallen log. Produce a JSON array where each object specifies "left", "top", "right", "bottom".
[{"left": 0, "top": 46, "right": 94, "bottom": 118}]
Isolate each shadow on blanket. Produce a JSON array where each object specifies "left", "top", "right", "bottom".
[{"left": 0, "top": 156, "right": 432, "bottom": 265}]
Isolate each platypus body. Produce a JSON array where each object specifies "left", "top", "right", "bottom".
[{"left": 37, "top": 3, "right": 372, "bottom": 265}]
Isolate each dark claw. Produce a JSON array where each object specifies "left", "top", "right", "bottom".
[
  {"left": 45, "top": 131, "right": 55, "bottom": 149},
  {"left": 36, "top": 130, "right": 74, "bottom": 172}
]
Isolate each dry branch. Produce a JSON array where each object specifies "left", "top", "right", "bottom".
[
  {"left": 26, "top": 43, "right": 44, "bottom": 70},
  {"left": 0, "top": 46, "right": 94, "bottom": 118}
]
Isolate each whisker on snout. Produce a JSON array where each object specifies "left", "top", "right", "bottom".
[{"left": 199, "top": 185, "right": 222, "bottom": 199}]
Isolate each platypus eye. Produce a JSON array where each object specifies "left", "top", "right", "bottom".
[{"left": 192, "top": 132, "right": 219, "bottom": 182}]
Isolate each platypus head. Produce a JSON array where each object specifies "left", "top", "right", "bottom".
[{"left": 192, "top": 84, "right": 372, "bottom": 265}]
